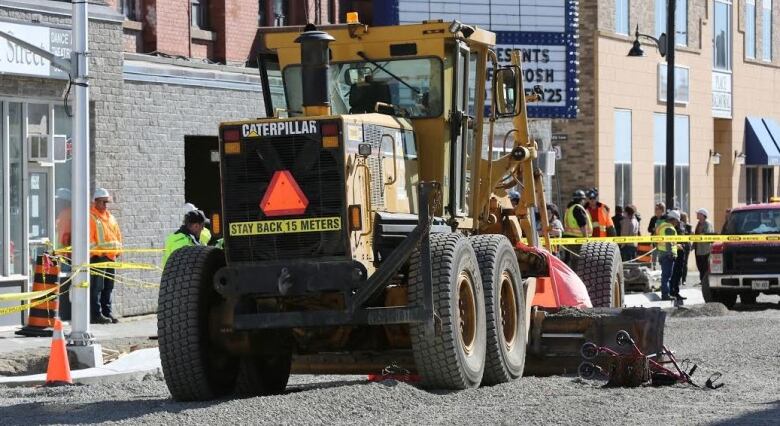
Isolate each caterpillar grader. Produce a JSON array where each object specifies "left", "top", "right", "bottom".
[{"left": 158, "top": 17, "right": 665, "bottom": 401}]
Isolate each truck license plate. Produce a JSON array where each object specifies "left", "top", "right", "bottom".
[{"left": 751, "top": 280, "right": 770, "bottom": 290}]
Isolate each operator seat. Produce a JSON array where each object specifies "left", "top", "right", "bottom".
[{"left": 349, "top": 81, "right": 392, "bottom": 114}]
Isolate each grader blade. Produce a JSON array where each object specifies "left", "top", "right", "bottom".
[{"left": 524, "top": 307, "right": 666, "bottom": 376}]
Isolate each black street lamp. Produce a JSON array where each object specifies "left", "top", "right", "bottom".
[{"left": 627, "top": 0, "right": 676, "bottom": 211}]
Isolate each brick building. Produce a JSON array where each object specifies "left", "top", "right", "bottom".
[
  {"left": 556, "top": 0, "right": 780, "bottom": 230},
  {"left": 0, "top": 0, "right": 338, "bottom": 324}
]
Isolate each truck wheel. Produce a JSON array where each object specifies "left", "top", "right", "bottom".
[
  {"left": 158, "top": 246, "right": 237, "bottom": 401},
  {"left": 701, "top": 276, "right": 714, "bottom": 302},
  {"left": 409, "top": 233, "right": 486, "bottom": 389},
  {"left": 468, "top": 235, "right": 526, "bottom": 385},
  {"left": 574, "top": 242, "right": 624, "bottom": 307},
  {"left": 713, "top": 291, "right": 737, "bottom": 309},
  {"left": 740, "top": 292, "right": 758, "bottom": 305},
  {"left": 235, "top": 353, "right": 292, "bottom": 397}
]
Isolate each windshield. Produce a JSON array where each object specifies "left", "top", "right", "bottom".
[
  {"left": 725, "top": 209, "right": 780, "bottom": 234},
  {"left": 282, "top": 57, "right": 443, "bottom": 118}
]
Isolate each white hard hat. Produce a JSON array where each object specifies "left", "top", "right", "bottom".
[
  {"left": 666, "top": 210, "right": 681, "bottom": 221},
  {"left": 55, "top": 188, "right": 71, "bottom": 201},
  {"left": 93, "top": 187, "right": 112, "bottom": 201},
  {"left": 696, "top": 208, "right": 709, "bottom": 218},
  {"left": 184, "top": 202, "right": 198, "bottom": 214}
]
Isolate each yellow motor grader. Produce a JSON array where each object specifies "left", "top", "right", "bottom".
[{"left": 158, "top": 18, "right": 665, "bottom": 401}]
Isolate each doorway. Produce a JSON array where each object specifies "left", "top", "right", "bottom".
[{"left": 184, "top": 136, "right": 222, "bottom": 237}]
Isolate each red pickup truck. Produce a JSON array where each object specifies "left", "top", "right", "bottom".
[{"left": 707, "top": 202, "right": 780, "bottom": 308}]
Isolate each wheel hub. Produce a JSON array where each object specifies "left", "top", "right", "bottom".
[
  {"left": 499, "top": 272, "right": 517, "bottom": 349},
  {"left": 458, "top": 272, "right": 477, "bottom": 355}
]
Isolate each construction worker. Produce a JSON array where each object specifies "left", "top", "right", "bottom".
[
  {"left": 162, "top": 209, "right": 208, "bottom": 268},
  {"left": 585, "top": 188, "right": 616, "bottom": 237},
  {"left": 655, "top": 210, "right": 680, "bottom": 301},
  {"left": 563, "top": 190, "right": 592, "bottom": 238},
  {"left": 55, "top": 188, "right": 72, "bottom": 248},
  {"left": 184, "top": 202, "right": 212, "bottom": 245},
  {"left": 89, "top": 188, "right": 123, "bottom": 324}
]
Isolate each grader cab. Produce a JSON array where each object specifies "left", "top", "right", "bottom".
[{"left": 158, "top": 18, "right": 665, "bottom": 401}]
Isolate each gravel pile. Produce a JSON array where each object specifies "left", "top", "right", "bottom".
[{"left": 1, "top": 305, "right": 778, "bottom": 425}]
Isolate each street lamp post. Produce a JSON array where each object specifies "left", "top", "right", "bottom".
[{"left": 628, "top": 0, "right": 676, "bottom": 211}]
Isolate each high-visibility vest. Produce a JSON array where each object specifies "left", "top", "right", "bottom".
[
  {"left": 655, "top": 222, "right": 677, "bottom": 255},
  {"left": 563, "top": 204, "right": 593, "bottom": 237},
  {"left": 162, "top": 230, "right": 200, "bottom": 269},
  {"left": 200, "top": 227, "right": 212, "bottom": 245},
  {"left": 588, "top": 204, "right": 614, "bottom": 237},
  {"left": 89, "top": 206, "right": 123, "bottom": 260}
]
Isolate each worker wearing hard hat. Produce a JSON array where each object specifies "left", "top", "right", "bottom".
[
  {"left": 655, "top": 210, "right": 680, "bottom": 301},
  {"left": 563, "top": 190, "right": 593, "bottom": 238},
  {"left": 55, "top": 188, "right": 72, "bottom": 248},
  {"left": 585, "top": 188, "right": 616, "bottom": 237},
  {"left": 162, "top": 209, "right": 208, "bottom": 269},
  {"left": 89, "top": 188, "right": 123, "bottom": 324},
  {"left": 184, "top": 203, "right": 212, "bottom": 245}
]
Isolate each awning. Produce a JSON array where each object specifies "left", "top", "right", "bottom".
[{"left": 745, "top": 117, "right": 780, "bottom": 165}]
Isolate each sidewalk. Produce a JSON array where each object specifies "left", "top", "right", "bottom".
[{"left": 0, "top": 314, "right": 157, "bottom": 355}]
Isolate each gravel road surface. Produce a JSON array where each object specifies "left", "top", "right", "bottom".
[{"left": 1, "top": 300, "right": 778, "bottom": 425}]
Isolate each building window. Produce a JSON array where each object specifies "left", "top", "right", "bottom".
[
  {"left": 273, "top": 0, "right": 288, "bottom": 26},
  {"left": 119, "top": 0, "right": 138, "bottom": 21},
  {"left": 614, "top": 109, "right": 632, "bottom": 208},
  {"left": 655, "top": 0, "right": 687, "bottom": 46},
  {"left": 259, "top": 0, "right": 266, "bottom": 26},
  {"left": 714, "top": 0, "right": 732, "bottom": 70},
  {"left": 191, "top": 0, "right": 209, "bottom": 29},
  {"left": 616, "top": 0, "right": 630, "bottom": 35},
  {"left": 653, "top": 113, "right": 690, "bottom": 212},
  {"left": 747, "top": 166, "right": 776, "bottom": 202},
  {"left": 747, "top": 0, "right": 757, "bottom": 58},
  {"left": 763, "top": 0, "right": 772, "bottom": 61}
]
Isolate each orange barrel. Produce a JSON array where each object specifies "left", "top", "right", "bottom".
[{"left": 15, "top": 254, "right": 60, "bottom": 337}]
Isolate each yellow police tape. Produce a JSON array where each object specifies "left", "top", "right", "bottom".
[
  {"left": 0, "top": 287, "right": 57, "bottom": 302},
  {"left": 54, "top": 246, "right": 164, "bottom": 255},
  {"left": 547, "top": 233, "right": 780, "bottom": 246},
  {"left": 0, "top": 293, "right": 59, "bottom": 317}
]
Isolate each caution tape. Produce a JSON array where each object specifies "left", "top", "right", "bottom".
[
  {"left": 90, "top": 261, "right": 161, "bottom": 271},
  {"left": 0, "top": 293, "right": 59, "bottom": 317},
  {"left": 54, "top": 246, "right": 164, "bottom": 255},
  {"left": 0, "top": 287, "right": 58, "bottom": 302},
  {"left": 547, "top": 233, "right": 780, "bottom": 246}
]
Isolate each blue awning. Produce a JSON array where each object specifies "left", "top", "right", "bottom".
[{"left": 745, "top": 117, "right": 780, "bottom": 165}]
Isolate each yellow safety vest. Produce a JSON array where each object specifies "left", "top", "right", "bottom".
[
  {"left": 655, "top": 222, "right": 677, "bottom": 255},
  {"left": 563, "top": 204, "right": 593, "bottom": 237}
]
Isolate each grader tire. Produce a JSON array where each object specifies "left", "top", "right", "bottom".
[
  {"left": 409, "top": 233, "right": 486, "bottom": 389},
  {"left": 575, "top": 242, "right": 625, "bottom": 307},
  {"left": 235, "top": 353, "right": 292, "bottom": 397},
  {"left": 158, "top": 246, "right": 238, "bottom": 401},
  {"left": 469, "top": 235, "right": 526, "bottom": 385}
]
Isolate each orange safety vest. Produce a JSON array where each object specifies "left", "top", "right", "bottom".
[
  {"left": 56, "top": 207, "right": 72, "bottom": 248},
  {"left": 588, "top": 203, "right": 614, "bottom": 237},
  {"left": 89, "top": 205, "right": 123, "bottom": 260}
]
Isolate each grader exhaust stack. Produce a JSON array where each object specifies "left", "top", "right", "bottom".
[{"left": 294, "top": 26, "right": 334, "bottom": 116}]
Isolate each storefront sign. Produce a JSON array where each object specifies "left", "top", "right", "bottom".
[
  {"left": 385, "top": 0, "right": 579, "bottom": 119},
  {"left": 0, "top": 21, "right": 71, "bottom": 80},
  {"left": 712, "top": 71, "right": 732, "bottom": 118}
]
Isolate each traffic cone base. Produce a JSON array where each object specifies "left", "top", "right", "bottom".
[{"left": 45, "top": 318, "right": 73, "bottom": 386}]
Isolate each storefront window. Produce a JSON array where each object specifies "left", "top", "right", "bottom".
[
  {"left": 0, "top": 104, "right": 4, "bottom": 275},
  {"left": 54, "top": 105, "right": 72, "bottom": 250},
  {"left": 653, "top": 113, "right": 690, "bottom": 213},
  {"left": 9, "top": 102, "right": 24, "bottom": 275}
]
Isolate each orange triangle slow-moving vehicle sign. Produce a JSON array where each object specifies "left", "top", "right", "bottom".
[{"left": 260, "top": 170, "right": 309, "bottom": 216}]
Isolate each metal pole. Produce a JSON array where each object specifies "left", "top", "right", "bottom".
[
  {"left": 665, "top": 0, "right": 676, "bottom": 210},
  {"left": 67, "top": 0, "right": 102, "bottom": 367}
]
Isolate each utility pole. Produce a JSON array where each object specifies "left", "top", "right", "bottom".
[
  {"left": 67, "top": 0, "right": 102, "bottom": 367},
  {"left": 665, "top": 0, "right": 676, "bottom": 211},
  {"left": 0, "top": 1, "right": 100, "bottom": 367}
]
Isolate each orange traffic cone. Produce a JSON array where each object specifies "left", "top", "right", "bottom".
[{"left": 45, "top": 318, "right": 73, "bottom": 386}]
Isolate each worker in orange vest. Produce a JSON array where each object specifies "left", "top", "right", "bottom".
[
  {"left": 89, "top": 188, "right": 123, "bottom": 324},
  {"left": 585, "top": 188, "right": 616, "bottom": 237}
]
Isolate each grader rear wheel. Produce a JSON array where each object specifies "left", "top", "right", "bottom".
[
  {"left": 574, "top": 242, "right": 625, "bottom": 307},
  {"left": 158, "top": 246, "right": 238, "bottom": 401},
  {"left": 469, "top": 235, "right": 526, "bottom": 385},
  {"left": 409, "top": 233, "right": 486, "bottom": 389}
]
